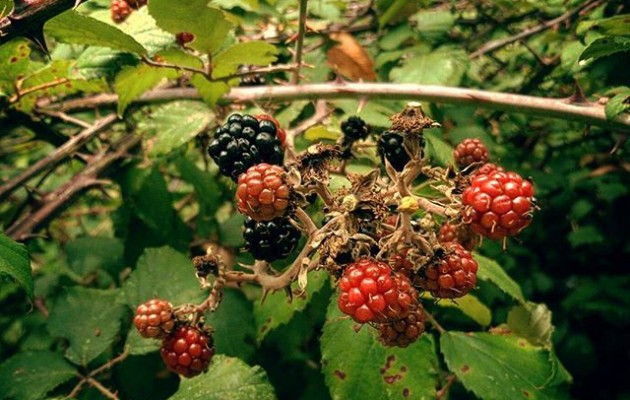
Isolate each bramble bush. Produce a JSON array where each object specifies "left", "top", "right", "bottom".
[{"left": 1, "top": 0, "right": 629, "bottom": 399}]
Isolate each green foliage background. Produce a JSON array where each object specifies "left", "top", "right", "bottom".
[{"left": 1, "top": 0, "right": 629, "bottom": 399}]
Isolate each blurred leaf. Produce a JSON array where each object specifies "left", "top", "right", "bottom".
[
  {"left": 390, "top": 47, "right": 467, "bottom": 85},
  {"left": 0, "top": 351, "right": 76, "bottom": 400},
  {"left": 567, "top": 225, "right": 604, "bottom": 247},
  {"left": 205, "top": 289, "right": 256, "bottom": 361},
  {"left": 508, "top": 302, "right": 553, "bottom": 347},
  {"left": 577, "top": 15, "right": 630, "bottom": 36},
  {"left": 74, "top": 47, "right": 136, "bottom": 80},
  {"left": 117, "top": 7, "right": 174, "bottom": 55},
  {"left": 121, "top": 166, "right": 177, "bottom": 231},
  {"left": 254, "top": 270, "right": 328, "bottom": 342},
  {"left": 149, "top": 0, "right": 233, "bottom": 54},
  {"left": 48, "top": 287, "right": 125, "bottom": 366},
  {"left": 213, "top": 0, "right": 259, "bottom": 11},
  {"left": 0, "top": 40, "right": 34, "bottom": 96},
  {"left": 124, "top": 246, "right": 205, "bottom": 307},
  {"left": 411, "top": 10, "right": 454, "bottom": 39},
  {"left": 213, "top": 41, "right": 278, "bottom": 78},
  {"left": 441, "top": 332, "right": 568, "bottom": 400},
  {"left": 168, "top": 355, "right": 276, "bottom": 400},
  {"left": 474, "top": 253, "right": 525, "bottom": 303},
  {"left": 304, "top": 125, "right": 340, "bottom": 141},
  {"left": 427, "top": 293, "right": 492, "bottom": 326},
  {"left": 65, "top": 236, "right": 124, "bottom": 278},
  {"left": 0, "top": 232, "right": 33, "bottom": 301},
  {"left": 326, "top": 32, "right": 377, "bottom": 81},
  {"left": 569, "top": 199, "right": 593, "bottom": 221},
  {"left": 604, "top": 90, "right": 630, "bottom": 120},
  {"left": 138, "top": 100, "right": 214, "bottom": 157},
  {"left": 579, "top": 36, "right": 630, "bottom": 62},
  {"left": 0, "top": 0, "right": 13, "bottom": 19},
  {"left": 45, "top": 10, "right": 147, "bottom": 55},
  {"left": 218, "top": 213, "right": 246, "bottom": 248},
  {"left": 423, "top": 130, "right": 453, "bottom": 167},
  {"left": 321, "top": 297, "right": 438, "bottom": 400}
]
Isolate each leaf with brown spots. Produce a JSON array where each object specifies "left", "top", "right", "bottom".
[{"left": 326, "top": 32, "right": 377, "bottom": 81}]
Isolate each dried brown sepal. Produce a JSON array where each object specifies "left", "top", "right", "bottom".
[
  {"left": 389, "top": 103, "right": 440, "bottom": 134},
  {"left": 294, "top": 144, "right": 342, "bottom": 183}
]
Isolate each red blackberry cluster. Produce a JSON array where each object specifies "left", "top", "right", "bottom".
[
  {"left": 236, "top": 163, "right": 290, "bottom": 221},
  {"left": 377, "top": 303, "right": 426, "bottom": 348},
  {"left": 378, "top": 130, "right": 410, "bottom": 171},
  {"left": 134, "top": 299, "right": 176, "bottom": 339},
  {"left": 454, "top": 138, "right": 489, "bottom": 169},
  {"left": 415, "top": 243, "right": 478, "bottom": 299},
  {"left": 160, "top": 325, "right": 215, "bottom": 378},
  {"left": 462, "top": 170, "right": 535, "bottom": 240},
  {"left": 207, "top": 114, "right": 284, "bottom": 181},
  {"left": 243, "top": 217, "right": 301, "bottom": 261},
  {"left": 474, "top": 162, "right": 504, "bottom": 177},
  {"left": 111, "top": 0, "right": 132, "bottom": 23},
  {"left": 337, "top": 258, "right": 417, "bottom": 323}
]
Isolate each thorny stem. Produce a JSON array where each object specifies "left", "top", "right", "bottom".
[
  {"left": 436, "top": 374, "right": 457, "bottom": 400},
  {"left": 292, "top": 0, "right": 308, "bottom": 85},
  {"left": 424, "top": 309, "right": 446, "bottom": 334},
  {"left": 85, "top": 377, "right": 119, "bottom": 400},
  {"left": 9, "top": 78, "right": 70, "bottom": 103},
  {"left": 38, "top": 82, "right": 630, "bottom": 131},
  {"left": 294, "top": 207, "right": 318, "bottom": 235}
]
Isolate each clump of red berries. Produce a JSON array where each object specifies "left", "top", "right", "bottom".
[
  {"left": 377, "top": 303, "right": 426, "bottom": 348},
  {"left": 454, "top": 138, "right": 489, "bottom": 169},
  {"left": 462, "top": 170, "right": 535, "bottom": 240},
  {"left": 134, "top": 299, "right": 176, "bottom": 339},
  {"left": 236, "top": 163, "right": 291, "bottom": 221},
  {"left": 160, "top": 325, "right": 215, "bottom": 378},
  {"left": 337, "top": 258, "right": 417, "bottom": 323},
  {"left": 111, "top": 0, "right": 132, "bottom": 23},
  {"left": 415, "top": 243, "right": 478, "bottom": 299}
]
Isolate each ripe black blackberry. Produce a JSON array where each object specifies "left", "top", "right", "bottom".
[
  {"left": 243, "top": 217, "right": 301, "bottom": 261},
  {"left": 378, "top": 130, "right": 410, "bottom": 172},
  {"left": 341, "top": 116, "right": 370, "bottom": 142},
  {"left": 207, "top": 114, "right": 284, "bottom": 181}
]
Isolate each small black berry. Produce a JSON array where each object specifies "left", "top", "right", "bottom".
[
  {"left": 243, "top": 217, "right": 301, "bottom": 261},
  {"left": 378, "top": 130, "right": 410, "bottom": 172}
]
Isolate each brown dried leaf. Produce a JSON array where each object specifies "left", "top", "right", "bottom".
[{"left": 326, "top": 32, "right": 376, "bottom": 81}]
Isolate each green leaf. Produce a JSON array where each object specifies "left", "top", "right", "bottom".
[
  {"left": 304, "top": 124, "right": 340, "bottom": 141},
  {"left": 117, "top": 7, "right": 174, "bottom": 55},
  {"left": 114, "top": 64, "right": 177, "bottom": 116},
  {"left": 427, "top": 293, "right": 491, "bottom": 326},
  {"left": 321, "top": 297, "right": 438, "bottom": 400},
  {"left": 441, "top": 332, "right": 566, "bottom": 400},
  {"left": 213, "top": 41, "right": 278, "bottom": 78},
  {"left": 0, "top": 232, "right": 33, "bottom": 301},
  {"left": 213, "top": 0, "right": 259, "bottom": 11},
  {"left": 168, "top": 355, "right": 276, "bottom": 400},
  {"left": 0, "top": 0, "right": 13, "bottom": 19},
  {"left": 47, "top": 287, "right": 125, "bottom": 366},
  {"left": 218, "top": 213, "right": 246, "bottom": 248},
  {"left": 191, "top": 75, "right": 230, "bottom": 107},
  {"left": 174, "top": 157, "right": 220, "bottom": 237},
  {"left": 474, "top": 253, "right": 525, "bottom": 303},
  {"left": 124, "top": 246, "right": 205, "bottom": 307},
  {"left": 0, "top": 351, "right": 76, "bottom": 400},
  {"left": 423, "top": 130, "right": 453, "bottom": 167},
  {"left": 507, "top": 302, "right": 553, "bottom": 348},
  {"left": 390, "top": 47, "right": 468, "bottom": 86},
  {"left": 65, "top": 236, "right": 124, "bottom": 279},
  {"left": 254, "top": 270, "right": 328, "bottom": 342},
  {"left": 410, "top": 10, "right": 455, "bottom": 39},
  {"left": 205, "top": 289, "right": 256, "bottom": 361},
  {"left": 149, "top": 0, "right": 233, "bottom": 54},
  {"left": 125, "top": 328, "right": 161, "bottom": 356},
  {"left": 567, "top": 225, "right": 604, "bottom": 247},
  {"left": 73, "top": 47, "right": 137, "bottom": 80},
  {"left": 45, "top": 10, "right": 147, "bottom": 55},
  {"left": 579, "top": 36, "right": 630, "bottom": 62},
  {"left": 0, "top": 40, "right": 34, "bottom": 96},
  {"left": 138, "top": 100, "right": 214, "bottom": 157},
  {"left": 605, "top": 90, "right": 630, "bottom": 120},
  {"left": 577, "top": 15, "right": 630, "bottom": 36}
]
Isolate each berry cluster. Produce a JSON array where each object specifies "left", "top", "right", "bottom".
[
  {"left": 243, "top": 217, "right": 301, "bottom": 261},
  {"left": 208, "top": 114, "right": 284, "bottom": 181},
  {"left": 133, "top": 299, "right": 215, "bottom": 378},
  {"left": 454, "top": 138, "right": 489, "bottom": 169},
  {"left": 110, "top": 0, "right": 147, "bottom": 23},
  {"left": 378, "top": 130, "right": 409, "bottom": 171},
  {"left": 414, "top": 243, "right": 478, "bottom": 299},
  {"left": 340, "top": 116, "right": 370, "bottom": 157},
  {"left": 236, "top": 163, "right": 290, "bottom": 221}
]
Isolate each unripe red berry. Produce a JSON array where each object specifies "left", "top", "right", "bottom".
[
  {"left": 236, "top": 163, "right": 291, "bottom": 221},
  {"left": 454, "top": 138, "right": 489, "bottom": 169},
  {"left": 134, "top": 299, "right": 175, "bottom": 339},
  {"left": 377, "top": 303, "right": 426, "bottom": 348},
  {"left": 160, "top": 325, "right": 214, "bottom": 378},
  {"left": 415, "top": 243, "right": 478, "bottom": 299}
]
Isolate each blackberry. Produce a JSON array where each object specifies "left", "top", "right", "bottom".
[
  {"left": 378, "top": 130, "right": 410, "bottom": 172},
  {"left": 454, "top": 138, "right": 489, "bottom": 169},
  {"left": 236, "top": 163, "right": 290, "bottom": 221},
  {"left": 134, "top": 299, "right": 175, "bottom": 339},
  {"left": 111, "top": 0, "right": 132, "bottom": 23},
  {"left": 207, "top": 114, "right": 284, "bottom": 181},
  {"left": 243, "top": 217, "right": 301, "bottom": 261},
  {"left": 341, "top": 116, "right": 370, "bottom": 142},
  {"left": 160, "top": 325, "right": 214, "bottom": 378},
  {"left": 377, "top": 303, "right": 426, "bottom": 348}
]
